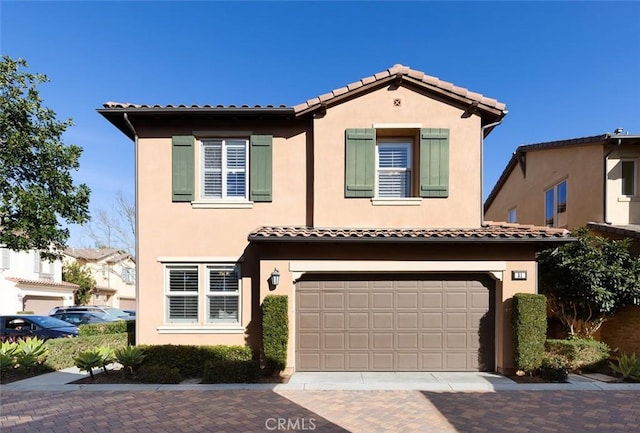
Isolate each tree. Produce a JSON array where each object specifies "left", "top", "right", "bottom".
[
  {"left": 538, "top": 228, "right": 640, "bottom": 338},
  {"left": 62, "top": 261, "right": 96, "bottom": 305},
  {"left": 84, "top": 191, "right": 134, "bottom": 255},
  {"left": 0, "top": 56, "right": 90, "bottom": 261}
]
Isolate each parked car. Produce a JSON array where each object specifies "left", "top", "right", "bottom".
[
  {"left": 0, "top": 315, "right": 78, "bottom": 340},
  {"left": 48, "top": 305, "right": 133, "bottom": 320},
  {"left": 50, "top": 311, "right": 120, "bottom": 326},
  {"left": 123, "top": 309, "right": 136, "bottom": 317}
]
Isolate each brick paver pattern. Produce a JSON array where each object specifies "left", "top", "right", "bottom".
[{"left": 1, "top": 390, "right": 639, "bottom": 433}]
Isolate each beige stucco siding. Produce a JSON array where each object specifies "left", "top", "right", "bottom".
[
  {"left": 313, "top": 86, "right": 483, "bottom": 228},
  {"left": 485, "top": 144, "right": 603, "bottom": 227},
  {"left": 607, "top": 145, "right": 640, "bottom": 225},
  {"left": 135, "top": 123, "right": 309, "bottom": 344}
]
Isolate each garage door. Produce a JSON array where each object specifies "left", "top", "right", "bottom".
[
  {"left": 296, "top": 274, "right": 494, "bottom": 372},
  {"left": 119, "top": 298, "right": 136, "bottom": 311},
  {"left": 23, "top": 296, "right": 64, "bottom": 315}
]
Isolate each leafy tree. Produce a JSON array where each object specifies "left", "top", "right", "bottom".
[
  {"left": 63, "top": 262, "right": 96, "bottom": 305},
  {"left": 0, "top": 56, "right": 90, "bottom": 261},
  {"left": 538, "top": 228, "right": 640, "bottom": 338}
]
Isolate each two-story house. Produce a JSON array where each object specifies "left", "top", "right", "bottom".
[
  {"left": 484, "top": 131, "right": 640, "bottom": 354},
  {"left": 99, "top": 64, "right": 570, "bottom": 374},
  {"left": 64, "top": 248, "right": 136, "bottom": 310},
  {"left": 0, "top": 247, "right": 76, "bottom": 315}
]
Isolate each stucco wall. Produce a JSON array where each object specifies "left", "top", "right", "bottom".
[
  {"left": 485, "top": 144, "right": 604, "bottom": 228},
  {"left": 313, "top": 85, "right": 483, "bottom": 228},
  {"left": 606, "top": 144, "right": 640, "bottom": 225}
]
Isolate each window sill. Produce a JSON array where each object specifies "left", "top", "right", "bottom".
[
  {"left": 371, "top": 197, "right": 423, "bottom": 206},
  {"left": 157, "top": 325, "right": 244, "bottom": 334},
  {"left": 191, "top": 200, "right": 254, "bottom": 209},
  {"left": 617, "top": 196, "right": 639, "bottom": 202}
]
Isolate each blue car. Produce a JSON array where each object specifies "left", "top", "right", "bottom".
[{"left": 0, "top": 315, "right": 78, "bottom": 340}]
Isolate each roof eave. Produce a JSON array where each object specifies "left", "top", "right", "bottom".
[{"left": 247, "top": 235, "right": 574, "bottom": 244}]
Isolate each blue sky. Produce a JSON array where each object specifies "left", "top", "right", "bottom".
[{"left": 2, "top": 1, "right": 639, "bottom": 248}]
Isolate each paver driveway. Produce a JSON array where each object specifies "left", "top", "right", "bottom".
[{"left": 2, "top": 390, "right": 639, "bottom": 432}]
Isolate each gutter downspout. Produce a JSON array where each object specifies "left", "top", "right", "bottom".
[
  {"left": 123, "top": 113, "right": 138, "bottom": 340},
  {"left": 603, "top": 133, "right": 622, "bottom": 225},
  {"left": 481, "top": 118, "right": 506, "bottom": 226}
]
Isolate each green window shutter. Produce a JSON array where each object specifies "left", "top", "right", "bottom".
[
  {"left": 345, "top": 128, "right": 375, "bottom": 198},
  {"left": 420, "top": 128, "right": 449, "bottom": 198},
  {"left": 250, "top": 135, "right": 273, "bottom": 202},
  {"left": 172, "top": 135, "right": 195, "bottom": 202}
]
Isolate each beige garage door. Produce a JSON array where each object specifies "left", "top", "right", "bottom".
[
  {"left": 296, "top": 274, "right": 494, "bottom": 372},
  {"left": 23, "top": 296, "right": 64, "bottom": 315}
]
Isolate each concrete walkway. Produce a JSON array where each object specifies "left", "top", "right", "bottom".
[{"left": 4, "top": 367, "right": 640, "bottom": 391}]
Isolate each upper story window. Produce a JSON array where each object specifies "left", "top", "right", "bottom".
[
  {"left": 171, "top": 135, "right": 272, "bottom": 205},
  {"left": 508, "top": 208, "right": 517, "bottom": 223},
  {"left": 376, "top": 141, "right": 413, "bottom": 198},
  {"left": 621, "top": 160, "right": 637, "bottom": 196},
  {"left": 345, "top": 128, "right": 449, "bottom": 201},
  {"left": 121, "top": 267, "right": 135, "bottom": 284},
  {"left": 545, "top": 180, "right": 567, "bottom": 228},
  {"left": 201, "top": 139, "right": 248, "bottom": 200},
  {"left": 0, "top": 248, "right": 10, "bottom": 270}
]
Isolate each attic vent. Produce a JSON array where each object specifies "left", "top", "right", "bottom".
[{"left": 393, "top": 99, "right": 401, "bottom": 107}]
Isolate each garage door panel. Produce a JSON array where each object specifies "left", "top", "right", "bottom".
[
  {"left": 423, "top": 333, "right": 443, "bottom": 349},
  {"left": 397, "top": 312, "right": 418, "bottom": 329},
  {"left": 372, "top": 333, "right": 393, "bottom": 349},
  {"left": 323, "top": 292, "right": 345, "bottom": 309},
  {"left": 347, "top": 333, "right": 369, "bottom": 349},
  {"left": 348, "top": 292, "right": 369, "bottom": 308},
  {"left": 372, "top": 292, "right": 393, "bottom": 308},
  {"left": 422, "top": 292, "right": 443, "bottom": 308},
  {"left": 397, "top": 292, "right": 418, "bottom": 308},
  {"left": 296, "top": 276, "right": 494, "bottom": 371}
]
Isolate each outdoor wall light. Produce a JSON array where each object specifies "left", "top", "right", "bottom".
[{"left": 269, "top": 268, "right": 280, "bottom": 290}]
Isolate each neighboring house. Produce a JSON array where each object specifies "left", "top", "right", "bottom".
[
  {"left": 99, "top": 64, "right": 571, "bottom": 374},
  {"left": 0, "top": 247, "right": 76, "bottom": 315},
  {"left": 484, "top": 130, "right": 640, "bottom": 354},
  {"left": 64, "top": 248, "right": 136, "bottom": 310}
]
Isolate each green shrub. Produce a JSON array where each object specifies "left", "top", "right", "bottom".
[
  {"left": 0, "top": 341, "right": 19, "bottom": 373},
  {"left": 139, "top": 344, "right": 254, "bottom": 378},
  {"left": 79, "top": 320, "right": 130, "bottom": 336},
  {"left": 115, "top": 345, "right": 145, "bottom": 377},
  {"left": 44, "top": 333, "right": 127, "bottom": 370},
  {"left": 545, "top": 338, "right": 610, "bottom": 371},
  {"left": 74, "top": 350, "right": 103, "bottom": 378},
  {"left": 137, "top": 364, "right": 182, "bottom": 384},
  {"left": 262, "top": 295, "right": 288, "bottom": 373},
  {"left": 202, "top": 359, "right": 260, "bottom": 383},
  {"left": 609, "top": 353, "right": 640, "bottom": 381},
  {"left": 511, "top": 293, "right": 547, "bottom": 373},
  {"left": 96, "top": 346, "right": 115, "bottom": 373},
  {"left": 539, "top": 353, "right": 569, "bottom": 382},
  {"left": 16, "top": 337, "right": 48, "bottom": 372}
]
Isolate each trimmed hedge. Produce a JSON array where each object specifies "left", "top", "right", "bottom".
[
  {"left": 262, "top": 295, "right": 288, "bottom": 373},
  {"left": 545, "top": 338, "right": 610, "bottom": 372},
  {"left": 79, "top": 320, "right": 130, "bottom": 336},
  {"left": 139, "top": 344, "right": 255, "bottom": 379},
  {"left": 511, "top": 293, "right": 547, "bottom": 372},
  {"left": 202, "top": 359, "right": 260, "bottom": 383}
]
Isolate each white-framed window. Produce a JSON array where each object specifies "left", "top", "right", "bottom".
[
  {"left": 201, "top": 138, "right": 248, "bottom": 199},
  {"left": 376, "top": 140, "right": 412, "bottom": 198},
  {"left": 121, "top": 268, "right": 135, "bottom": 284},
  {"left": 621, "top": 159, "right": 637, "bottom": 196},
  {"left": 206, "top": 264, "right": 240, "bottom": 324},
  {"left": 165, "top": 266, "right": 199, "bottom": 323},
  {"left": 508, "top": 208, "right": 517, "bottom": 223},
  {"left": 545, "top": 180, "right": 567, "bottom": 227}
]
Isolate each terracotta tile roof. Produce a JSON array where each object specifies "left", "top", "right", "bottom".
[
  {"left": 65, "top": 247, "right": 132, "bottom": 262},
  {"left": 100, "top": 64, "right": 506, "bottom": 118},
  {"left": 293, "top": 64, "right": 507, "bottom": 116},
  {"left": 102, "top": 102, "right": 291, "bottom": 110},
  {"left": 248, "top": 222, "right": 570, "bottom": 243},
  {"left": 588, "top": 223, "right": 640, "bottom": 240},
  {"left": 6, "top": 277, "right": 79, "bottom": 288}
]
